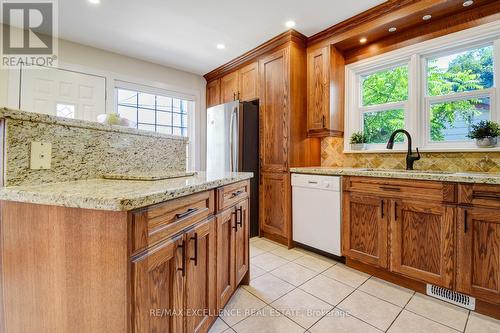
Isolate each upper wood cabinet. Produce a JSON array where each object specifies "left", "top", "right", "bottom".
[
  {"left": 306, "top": 45, "right": 344, "bottom": 138},
  {"left": 239, "top": 62, "right": 259, "bottom": 101},
  {"left": 457, "top": 206, "right": 500, "bottom": 303},
  {"left": 390, "top": 200, "right": 455, "bottom": 289},
  {"left": 342, "top": 192, "right": 388, "bottom": 268},
  {"left": 221, "top": 71, "right": 240, "bottom": 103},
  {"left": 131, "top": 234, "right": 185, "bottom": 333},
  {"left": 207, "top": 79, "right": 221, "bottom": 108}
]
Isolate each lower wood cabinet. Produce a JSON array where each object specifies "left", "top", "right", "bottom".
[
  {"left": 259, "top": 172, "right": 290, "bottom": 244},
  {"left": 131, "top": 234, "right": 185, "bottom": 333},
  {"left": 390, "top": 200, "right": 455, "bottom": 289},
  {"left": 216, "top": 198, "right": 250, "bottom": 309},
  {"left": 342, "top": 193, "right": 388, "bottom": 268},
  {"left": 457, "top": 206, "right": 500, "bottom": 303}
]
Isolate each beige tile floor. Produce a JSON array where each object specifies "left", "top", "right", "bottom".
[{"left": 209, "top": 237, "right": 500, "bottom": 333}]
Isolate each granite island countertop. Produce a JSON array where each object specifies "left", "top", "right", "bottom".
[
  {"left": 290, "top": 167, "right": 500, "bottom": 185},
  {"left": 0, "top": 171, "right": 253, "bottom": 211}
]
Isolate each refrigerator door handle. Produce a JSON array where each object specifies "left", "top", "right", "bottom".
[{"left": 230, "top": 107, "right": 239, "bottom": 172}]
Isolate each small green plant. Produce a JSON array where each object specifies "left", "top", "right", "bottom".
[
  {"left": 467, "top": 120, "right": 500, "bottom": 140},
  {"left": 350, "top": 131, "right": 367, "bottom": 144}
]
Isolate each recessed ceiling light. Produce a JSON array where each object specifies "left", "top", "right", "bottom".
[
  {"left": 216, "top": 44, "right": 226, "bottom": 50},
  {"left": 88, "top": 0, "right": 100, "bottom": 4},
  {"left": 285, "top": 20, "right": 296, "bottom": 28},
  {"left": 463, "top": 0, "right": 474, "bottom": 7},
  {"left": 388, "top": 27, "right": 397, "bottom": 33},
  {"left": 360, "top": 37, "right": 367, "bottom": 44},
  {"left": 422, "top": 14, "right": 432, "bottom": 21}
]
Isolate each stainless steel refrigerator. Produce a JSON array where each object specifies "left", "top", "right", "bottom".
[{"left": 206, "top": 100, "right": 259, "bottom": 236}]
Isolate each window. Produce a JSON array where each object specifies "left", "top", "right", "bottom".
[
  {"left": 345, "top": 22, "right": 500, "bottom": 152},
  {"left": 360, "top": 65, "right": 408, "bottom": 145},
  {"left": 424, "top": 45, "right": 494, "bottom": 144},
  {"left": 56, "top": 103, "right": 76, "bottom": 119},
  {"left": 116, "top": 88, "right": 191, "bottom": 137}
]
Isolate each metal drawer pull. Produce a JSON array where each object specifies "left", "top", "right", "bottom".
[
  {"left": 177, "top": 240, "right": 186, "bottom": 276},
  {"left": 176, "top": 208, "right": 198, "bottom": 219},
  {"left": 232, "top": 209, "right": 238, "bottom": 231},
  {"left": 464, "top": 210, "right": 468, "bottom": 233},
  {"left": 394, "top": 202, "right": 398, "bottom": 220},
  {"left": 308, "top": 181, "right": 318, "bottom": 184},
  {"left": 381, "top": 200, "right": 384, "bottom": 219},
  {"left": 473, "top": 192, "right": 500, "bottom": 200},
  {"left": 190, "top": 233, "right": 198, "bottom": 266},
  {"left": 380, "top": 186, "right": 401, "bottom": 192},
  {"left": 236, "top": 206, "right": 243, "bottom": 227},
  {"left": 231, "top": 190, "right": 244, "bottom": 198}
]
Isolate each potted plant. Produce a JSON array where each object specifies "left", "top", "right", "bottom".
[
  {"left": 350, "top": 131, "right": 367, "bottom": 150},
  {"left": 468, "top": 120, "right": 500, "bottom": 148}
]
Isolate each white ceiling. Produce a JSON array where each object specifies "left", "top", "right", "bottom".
[{"left": 56, "top": 0, "right": 386, "bottom": 75}]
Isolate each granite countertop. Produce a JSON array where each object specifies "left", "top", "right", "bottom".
[
  {"left": 0, "top": 172, "right": 253, "bottom": 211},
  {"left": 290, "top": 167, "right": 500, "bottom": 185}
]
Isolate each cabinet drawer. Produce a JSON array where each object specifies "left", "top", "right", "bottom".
[
  {"left": 343, "top": 176, "right": 456, "bottom": 203},
  {"left": 217, "top": 180, "right": 250, "bottom": 212},
  {"left": 131, "top": 191, "right": 215, "bottom": 253},
  {"left": 459, "top": 183, "right": 500, "bottom": 208}
]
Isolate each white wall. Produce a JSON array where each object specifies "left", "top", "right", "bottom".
[{"left": 0, "top": 25, "right": 207, "bottom": 170}]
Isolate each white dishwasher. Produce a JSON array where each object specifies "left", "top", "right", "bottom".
[{"left": 291, "top": 173, "right": 341, "bottom": 256}]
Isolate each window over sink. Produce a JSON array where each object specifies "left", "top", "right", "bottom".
[{"left": 345, "top": 22, "right": 500, "bottom": 152}]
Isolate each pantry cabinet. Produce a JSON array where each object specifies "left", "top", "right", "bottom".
[
  {"left": 259, "top": 172, "right": 290, "bottom": 244},
  {"left": 342, "top": 193, "right": 388, "bottom": 268}
]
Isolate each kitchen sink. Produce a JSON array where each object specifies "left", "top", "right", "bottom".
[{"left": 363, "top": 168, "right": 456, "bottom": 175}]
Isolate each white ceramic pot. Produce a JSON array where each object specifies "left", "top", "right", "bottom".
[
  {"left": 350, "top": 143, "right": 367, "bottom": 151},
  {"left": 476, "top": 137, "right": 498, "bottom": 148}
]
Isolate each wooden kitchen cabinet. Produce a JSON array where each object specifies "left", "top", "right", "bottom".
[
  {"left": 390, "top": 200, "right": 455, "bottom": 289},
  {"left": 235, "top": 199, "right": 249, "bottom": 285},
  {"left": 306, "top": 45, "right": 344, "bottom": 137},
  {"left": 238, "top": 62, "right": 259, "bottom": 101},
  {"left": 216, "top": 207, "right": 236, "bottom": 309},
  {"left": 131, "top": 234, "right": 185, "bottom": 333},
  {"left": 342, "top": 193, "right": 388, "bottom": 268},
  {"left": 259, "top": 172, "right": 290, "bottom": 244},
  {"left": 457, "top": 206, "right": 500, "bottom": 303},
  {"left": 207, "top": 79, "right": 221, "bottom": 107},
  {"left": 221, "top": 71, "right": 239, "bottom": 103},
  {"left": 185, "top": 218, "right": 217, "bottom": 333}
]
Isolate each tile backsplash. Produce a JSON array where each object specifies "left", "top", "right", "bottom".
[
  {"left": 1, "top": 108, "right": 187, "bottom": 186},
  {"left": 321, "top": 137, "right": 500, "bottom": 173}
]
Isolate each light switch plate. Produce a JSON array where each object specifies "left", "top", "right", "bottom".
[{"left": 30, "top": 142, "right": 52, "bottom": 170}]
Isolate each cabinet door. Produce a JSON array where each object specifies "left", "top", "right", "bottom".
[
  {"left": 235, "top": 199, "right": 249, "bottom": 285},
  {"left": 259, "top": 48, "right": 289, "bottom": 173},
  {"left": 207, "top": 79, "right": 221, "bottom": 108},
  {"left": 239, "top": 62, "right": 259, "bottom": 101},
  {"left": 457, "top": 207, "right": 500, "bottom": 303},
  {"left": 216, "top": 208, "right": 236, "bottom": 309},
  {"left": 307, "top": 46, "right": 329, "bottom": 131},
  {"left": 131, "top": 235, "right": 184, "bottom": 333},
  {"left": 391, "top": 200, "right": 454, "bottom": 288},
  {"left": 259, "top": 172, "right": 290, "bottom": 242},
  {"left": 221, "top": 71, "right": 239, "bottom": 103},
  {"left": 342, "top": 193, "right": 388, "bottom": 268},
  {"left": 185, "top": 218, "right": 216, "bottom": 333}
]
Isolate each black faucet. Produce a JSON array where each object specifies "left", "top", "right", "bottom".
[{"left": 386, "top": 129, "right": 421, "bottom": 170}]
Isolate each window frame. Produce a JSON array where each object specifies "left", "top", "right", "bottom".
[{"left": 344, "top": 21, "right": 500, "bottom": 153}]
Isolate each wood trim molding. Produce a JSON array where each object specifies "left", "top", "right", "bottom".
[
  {"left": 203, "top": 29, "right": 307, "bottom": 82},
  {"left": 306, "top": 0, "right": 423, "bottom": 46}
]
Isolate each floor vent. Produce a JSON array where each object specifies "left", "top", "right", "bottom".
[{"left": 426, "top": 284, "right": 475, "bottom": 310}]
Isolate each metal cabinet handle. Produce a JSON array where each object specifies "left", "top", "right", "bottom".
[
  {"left": 381, "top": 200, "right": 384, "bottom": 219},
  {"left": 231, "top": 190, "right": 243, "bottom": 198},
  {"left": 177, "top": 240, "right": 186, "bottom": 276},
  {"left": 322, "top": 115, "right": 326, "bottom": 128},
  {"left": 464, "top": 210, "right": 468, "bottom": 233},
  {"left": 236, "top": 206, "right": 243, "bottom": 227},
  {"left": 232, "top": 208, "right": 238, "bottom": 231},
  {"left": 394, "top": 202, "right": 398, "bottom": 221},
  {"left": 380, "top": 186, "right": 401, "bottom": 192},
  {"left": 473, "top": 192, "right": 500, "bottom": 200},
  {"left": 176, "top": 208, "right": 198, "bottom": 219},
  {"left": 190, "top": 233, "right": 198, "bottom": 266}
]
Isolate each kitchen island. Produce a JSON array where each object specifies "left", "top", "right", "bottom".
[{"left": 0, "top": 172, "right": 252, "bottom": 333}]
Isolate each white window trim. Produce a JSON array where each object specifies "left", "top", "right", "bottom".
[
  {"left": 114, "top": 80, "right": 197, "bottom": 170},
  {"left": 345, "top": 20, "right": 500, "bottom": 153}
]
